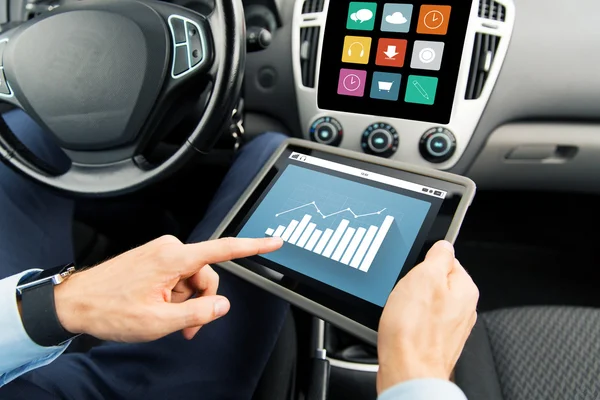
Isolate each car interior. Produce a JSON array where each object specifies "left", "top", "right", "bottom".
[{"left": 1, "top": 0, "right": 600, "bottom": 399}]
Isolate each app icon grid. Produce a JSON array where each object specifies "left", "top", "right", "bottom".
[{"left": 338, "top": 2, "right": 451, "bottom": 105}]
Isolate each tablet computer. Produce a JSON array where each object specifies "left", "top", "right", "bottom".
[{"left": 211, "top": 139, "right": 475, "bottom": 345}]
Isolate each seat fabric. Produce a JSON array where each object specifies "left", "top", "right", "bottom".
[{"left": 455, "top": 306, "right": 600, "bottom": 400}]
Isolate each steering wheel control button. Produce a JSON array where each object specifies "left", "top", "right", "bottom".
[
  {"left": 0, "top": 39, "right": 9, "bottom": 96},
  {"left": 420, "top": 127, "right": 456, "bottom": 163},
  {"left": 0, "top": 40, "right": 7, "bottom": 65},
  {"left": 186, "top": 22, "right": 204, "bottom": 67},
  {"left": 173, "top": 46, "right": 189, "bottom": 76},
  {"left": 170, "top": 18, "right": 186, "bottom": 43},
  {"left": 0, "top": 69, "right": 11, "bottom": 95},
  {"left": 361, "top": 123, "right": 399, "bottom": 158},
  {"left": 168, "top": 16, "right": 206, "bottom": 78},
  {"left": 310, "top": 117, "right": 343, "bottom": 147}
]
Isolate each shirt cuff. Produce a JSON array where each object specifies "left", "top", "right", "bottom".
[
  {"left": 378, "top": 379, "right": 467, "bottom": 400},
  {"left": 0, "top": 270, "right": 70, "bottom": 387}
]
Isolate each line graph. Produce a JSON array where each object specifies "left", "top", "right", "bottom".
[{"left": 275, "top": 201, "right": 386, "bottom": 219}]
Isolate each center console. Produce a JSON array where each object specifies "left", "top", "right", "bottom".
[
  {"left": 293, "top": 0, "right": 515, "bottom": 391},
  {"left": 293, "top": 0, "right": 515, "bottom": 170}
]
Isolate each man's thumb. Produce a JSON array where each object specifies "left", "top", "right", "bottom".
[
  {"left": 426, "top": 240, "right": 454, "bottom": 258},
  {"left": 423, "top": 240, "right": 455, "bottom": 274},
  {"left": 168, "top": 295, "right": 231, "bottom": 330}
]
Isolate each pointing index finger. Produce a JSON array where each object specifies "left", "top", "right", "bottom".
[{"left": 181, "top": 237, "right": 284, "bottom": 273}]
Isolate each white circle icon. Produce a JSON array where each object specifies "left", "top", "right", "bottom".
[
  {"left": 343, "top": 74, "right": 361, "bottom": 92},
  {"left": 419, "top": 48, "right": 436, "bottom": 64}
]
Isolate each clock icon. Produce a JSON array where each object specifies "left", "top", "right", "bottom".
[
  {"left": 424, "top": 10, "right": 444, "bottom": 30},
  {"left": 417, "top": 5, "right": 450, "bottom": 35},
  {"left": 343, "top": 74, "right": 362, "bottom": 92}
]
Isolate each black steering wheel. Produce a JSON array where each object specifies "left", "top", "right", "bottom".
[{"left": 0, "top": 0, "right": 245, "bottom": 197}]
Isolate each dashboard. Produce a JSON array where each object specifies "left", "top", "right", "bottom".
[
  {"left": 294, "top": 0, "right": 514, "bottom": 170},
  {"left": 4, "top": 0, "right": 600, "bottom": 193},
  {"left": 243, "top": 0, "right": 515, "bottom": 170},
  {"left": 244, "top": 0, "right": 600, "bottom": 194}
]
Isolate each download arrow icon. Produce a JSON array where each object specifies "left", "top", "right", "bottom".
[{"left": 384, "top": 45, "right": 399, "bottom": 59}]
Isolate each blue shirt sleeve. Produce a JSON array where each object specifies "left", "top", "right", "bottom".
[
  {"left": 378, "top": 379, "right": 467, "bottom": 400},
  {"left": 0, "top": 270, "right": 71, "bottom": 387}
]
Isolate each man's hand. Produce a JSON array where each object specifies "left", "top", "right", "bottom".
[
  {"left": 53, "top": 235, "right": 283, "bottom": 343},
  {"left": 377, "top": 241, "right": 479, "bottom": 394}
]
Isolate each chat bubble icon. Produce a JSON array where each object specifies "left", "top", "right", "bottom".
[{"left": 350, "top": 8, "right": 374, "bottom": 23}]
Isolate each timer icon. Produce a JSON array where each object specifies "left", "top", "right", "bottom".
[
  {"left": 424, "top": 10, "right": 444, "bottom": 30},
  {"left": 343, "top": 74, "right": 362, "bottom": 92}
]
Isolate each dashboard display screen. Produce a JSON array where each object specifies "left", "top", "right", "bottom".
[{"left": 317, "top": 0, "right": 473, "bottom": 124}]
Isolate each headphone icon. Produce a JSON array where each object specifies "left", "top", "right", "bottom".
[{"left": 348, "top": 42, "right": 365, "bottom": 58}]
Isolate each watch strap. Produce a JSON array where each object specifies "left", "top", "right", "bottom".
[{"left": 20, "top": 280, "right": 76, "bottom": 347}]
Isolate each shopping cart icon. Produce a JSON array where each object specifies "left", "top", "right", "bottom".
[{"left": 378, "top": 81, "right": 394, "bottom": 92}]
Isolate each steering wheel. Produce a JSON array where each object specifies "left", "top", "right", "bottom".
[{"left": 0, "top": 0, "right": 245, "bottom": 197}]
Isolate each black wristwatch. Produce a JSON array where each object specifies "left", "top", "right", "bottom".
[{"left": 16, "top": 264, "right": 79, "bottom": 347}]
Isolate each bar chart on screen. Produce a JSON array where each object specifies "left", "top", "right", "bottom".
[
  {"left": 237, "top": 164, "right": 433, "bottom": 306},
  {"left": 264, "top": 201, "right": 395, "bottom": 273}
]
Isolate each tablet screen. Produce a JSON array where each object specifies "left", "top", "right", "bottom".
[
  {"left": 223, "top": 145, "right": 466, "bottom": 329},
  {"left": 317, "top": 0, "right": 473, "bottom": 124}
]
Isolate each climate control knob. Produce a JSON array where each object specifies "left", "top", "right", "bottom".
[
  {"left": 309, "top": 117, "right": 343, "bottom": 146},
  {"left": 361, "top": 123, "right": 399, "bottom": 158},
  {"left": 419, "top": 127, "right": 456, "bottom": 163}
]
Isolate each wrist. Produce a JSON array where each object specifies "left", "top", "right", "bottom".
[
  {"left": 377, "top": 362, "right": 449, "bottom": 394},
  {"left": 16, "top": 265, "right": 81, "bottom": 347},
  {"left": 53, "top": 272, "right": 87, "bottom": 335}
]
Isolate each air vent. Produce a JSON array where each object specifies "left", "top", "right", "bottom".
[
  {"left": 300, "top": 27, "right": 320, "bottom": 88},
  {"left": 479, "top": 0, "right": 506, "bottom": 22},
  {"left": 465, "top": 33, "right": 501, "bottom": 100},
  {"left": 302, "top": 0, "right": 325, "bottom": 14}
]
